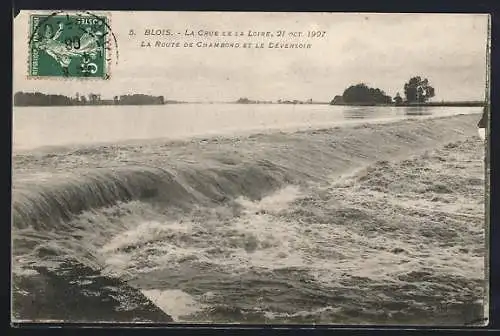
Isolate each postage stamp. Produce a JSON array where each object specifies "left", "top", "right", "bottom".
[{"left": 28, "top": 12, "right": 111, "bottom": 79}]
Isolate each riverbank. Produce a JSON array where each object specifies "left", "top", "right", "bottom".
[{"left": 330, "top": 102, "right": 484, "bottom": 107}]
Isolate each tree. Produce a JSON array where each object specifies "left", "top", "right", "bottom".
[
  {"left": 13, "top": 92, "right": 74, "bottom": 106},
  {"left": 330, "top": 95, "right": 344, "bottom": 105},
  {"left": 393, "top": 92, "right": 403, "bottom": 105},
  {"left": 403, "top": 76, "right": 435, "bottom": 103},
  {"left": 340, "top": 83, "right": 392, "bottom": 105},
  {"left": 236, "top": 97, "right": 251, "bottom": 104},
  {"left": 88, "top": 93, "right": 99, "bottom": 104},
  {"left": 118, "top": 94, "right": 166, "bottom": 105}
]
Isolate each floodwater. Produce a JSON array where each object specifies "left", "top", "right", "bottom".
[
  {"left": 12, "top": 104, "right": 482, "bottom": 151},
  {"left": 11, "top": 106, "right": 486, "bottom": 325}
]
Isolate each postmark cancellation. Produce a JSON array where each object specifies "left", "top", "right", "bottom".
[{"left": 28, "top": 11, "right": 115, "bottom": 79}]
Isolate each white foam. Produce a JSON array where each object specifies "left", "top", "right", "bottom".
[
  {"left": 263, "top": 305, "right": 343, "bottom": 320},
  {"left": 478, "top": 128, "right": 486, "bottom": 141},
  {"left": 141, "top": 289, "right": 206, "bottom": 321},
  {"left": 236, "top": 185, "right": 302, "bottom": 215},
  {"left": 98, "top": 178, "right": 484, "bottom": 302},
  {"left": 98, "top": 186, "right": 306, "bottom": 276}
]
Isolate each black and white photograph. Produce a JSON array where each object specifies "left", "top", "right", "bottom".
[{"left": 12, "top": 11, "right": 490, "bottom": 325}]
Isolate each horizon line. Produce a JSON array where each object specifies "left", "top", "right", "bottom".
[{"left": 13, "top": 91, "right": 486, "bottom": 104}]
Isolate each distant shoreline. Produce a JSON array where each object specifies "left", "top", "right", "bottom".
[
  {"left": 13, "top": 101, "right": 485, "bottom": 107},
  {"left": 330, "top": 101, "right": 485, "bottom": 107},
  {"left": 232, "top": 101, "right": 485, "bottom": 107}
]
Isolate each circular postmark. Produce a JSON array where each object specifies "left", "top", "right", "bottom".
[{"left": 28, "top": 11, "right": 119, "bottom": 79}]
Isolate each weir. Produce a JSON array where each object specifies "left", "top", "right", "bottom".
[
  {"left": 12, "top": 114, "right": 480, "bottom": 232},
  {"left": 11, "top": 114, "right": 482, "bottom": 322}
]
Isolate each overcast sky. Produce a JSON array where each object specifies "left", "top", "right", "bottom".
[{"left": 13, "top": 11, "right": 489, "bottom": 102}]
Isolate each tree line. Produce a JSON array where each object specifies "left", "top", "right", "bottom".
[
  {"left": 331, "top": 76, "right": 436, "bottom": 106},
  {"left": 14, "top": 92, "right": 166, "bottom": 106}
]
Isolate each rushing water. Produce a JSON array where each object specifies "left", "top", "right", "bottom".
[
  {"left": 11, "top": 106, "right": 486, "bottom": 325},
  {"left": 12, "top": 104, "right": 481, "bottom": 151}
]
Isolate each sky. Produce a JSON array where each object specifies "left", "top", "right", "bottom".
[{"left": 13, "top": 11, "right": 489, "bottom": 102}]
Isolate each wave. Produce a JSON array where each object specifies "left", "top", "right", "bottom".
[
  {"left": 12, "top": 114, "right": 480, "bottom": 232},
  {"left": 13, "top": 166, "right": 193, "bottom": 230},
  {"left": 12, "top": 162, "right": 293, "bottom": 231}
]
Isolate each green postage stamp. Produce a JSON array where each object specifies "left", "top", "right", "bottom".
[{"left": 28, "top": 12, "right": 112, "bottom": 79}]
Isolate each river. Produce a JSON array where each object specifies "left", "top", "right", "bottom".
[{"left": 12, "top": 104, "right": 482, "bottom": 151}]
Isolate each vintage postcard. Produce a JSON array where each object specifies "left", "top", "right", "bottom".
[{"left": 11, "top": 11, "right": 490, "bottom": 325}]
